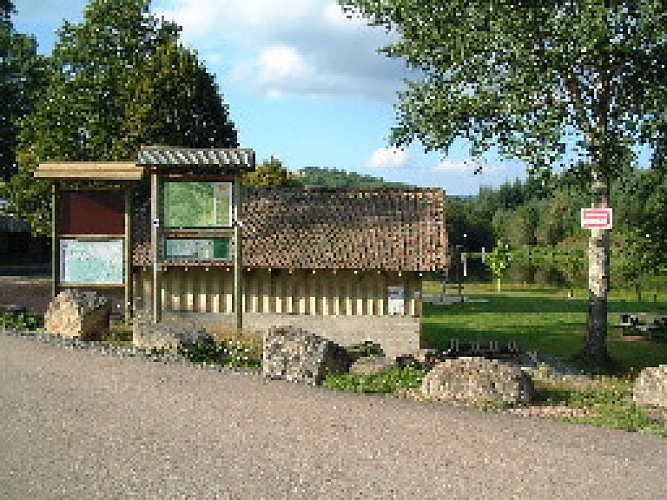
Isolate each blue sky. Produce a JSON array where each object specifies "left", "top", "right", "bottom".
[{"left": 12, "top": 0, "right": 653, "bottom": 196}]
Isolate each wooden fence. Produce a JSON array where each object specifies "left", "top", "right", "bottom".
[{"left": 132, "top": 267, "right": 421, "bottom": 317}]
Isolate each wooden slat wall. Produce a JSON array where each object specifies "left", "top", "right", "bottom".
[{"left": 133, "top": 267, "right": 420, "bottom": 317}]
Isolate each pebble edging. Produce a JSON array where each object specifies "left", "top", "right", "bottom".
[{"left": 0, "top": 326, "right": 263, "bottom": 377}]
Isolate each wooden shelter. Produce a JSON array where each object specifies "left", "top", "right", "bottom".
[
  {"left": 33, "top": 161, "right": 144, "bottom": 322},
  {"left": 35, "top": 146, "right": 448, "bottom": 358}
]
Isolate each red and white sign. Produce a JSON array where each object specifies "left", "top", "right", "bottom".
[{"left": 581, "top": 208, "right": 613, "bottom": 229}]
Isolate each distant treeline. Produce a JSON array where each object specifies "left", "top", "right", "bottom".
[{"left": 271, "top": 161, "right": 666, "bottom": 291}]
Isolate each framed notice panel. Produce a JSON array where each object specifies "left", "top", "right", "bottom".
[
  {"left": 163, "top": 181, "right": 232, "bottom": 228},
  {"left": 388, "top": 286, "right": 405, "bottom": 315},
  {"left": 164, "top": 238, "right": 230, "bottom": 260},
  {"left": 60, "top": 239, "right": 124, "bottom": 285}
]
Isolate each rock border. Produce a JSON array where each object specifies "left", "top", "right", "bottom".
[{"left": 0, "top": 326, "right": 262, "bottom": 377}]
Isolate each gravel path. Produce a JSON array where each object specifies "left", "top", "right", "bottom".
[{"left": 1, "top": 333, "right": 665, "bottom": 499}]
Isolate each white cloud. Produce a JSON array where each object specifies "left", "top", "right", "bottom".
[
  {"left": 153, "top": 0, "right": 414, "bottom": 101},
  {"left": 431, "top": 158, "right": 504, "bottom": 176},
  {"left": 367, "top": 148, "right": 410, "bottom": 168},
  {"left": 322, "top": 3, "right": 365, "bottom": 28},
  {"left": 432, "top": 159, "right": 480, "bottom": 173},
  {"left": 257, "top": 45, "right": 308, "bottom": 80}
]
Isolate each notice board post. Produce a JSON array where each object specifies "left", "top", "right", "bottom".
[
  {"left": 51, "top": 182, "right": 59, "bottom": 301},
  {"left": 233, "top": 175, "right": 243, "bottom": 332},
  {"left": 151, "top": 171, "right": 162, "bottom": 323},
  {"left": 124, "top": 186, "right": 133, "bottom": 325}
]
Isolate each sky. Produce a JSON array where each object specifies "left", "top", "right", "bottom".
[{"left": 12, "top": 0, "right": 654, "bottom": 196}]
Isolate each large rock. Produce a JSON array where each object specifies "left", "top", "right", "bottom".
[
  {"left": 263, "top": 325, "right": 352, "bottom": 386},
  {"left": 44, "top": 290, "right": 111, "bottom": 341},
  {"left": 420, "top": 356, "right": 535, "bottom": 407},
  {"left": 133, "top": 318, "right": 213, "bottom": 353},
  {"left": 633, "top": 365, "right": 667, "bottom": 408}
]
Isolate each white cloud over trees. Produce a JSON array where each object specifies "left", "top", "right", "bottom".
[{"left": 154, "top": 0, "right": 413, "bottom": 101}]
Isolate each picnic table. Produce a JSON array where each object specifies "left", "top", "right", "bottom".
[{"left": 613, "top": 313, "right": 667, "bottom": 339}]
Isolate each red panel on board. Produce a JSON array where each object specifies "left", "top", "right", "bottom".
[{"left": 60, "top": 191, "right": 125, "bottom": 235}]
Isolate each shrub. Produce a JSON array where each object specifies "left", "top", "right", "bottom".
[
  {"left": 322, "top": 366, "right": 425, "bottom": 393},
  {"left": 176, "top": 337, "right": 261, "bottom": 369},
  {"left": 0, "top": 311, "right": 44, "bottom": 331}
]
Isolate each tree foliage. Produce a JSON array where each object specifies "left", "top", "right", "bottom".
[
  {"left": 340, "top": 0, "right": 666, "bottom": 365},
  {"left": 0, "top": 0, "right": 47, "bottom": 181},
  {"left": 241, "top": 156, "right": 303, "bottom": 188},
  {"left": 294, "top": 166, "right": 414, "bottom": 189},
  {"left": 340, "top": 0, "right": 664, "bottom": 175},
  {"left": 2, "top": 0, "right": 237, "bottom": 236},
  {"left": 483, "top": 240, "right": 512, "bottom": 292},
  {"left": 111, "top": 36, "right": 237, "bottom": 158}
]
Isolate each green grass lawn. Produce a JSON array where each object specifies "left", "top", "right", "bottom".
[{"left": 421, "top": 281, "right": 667, "bottom": 378}]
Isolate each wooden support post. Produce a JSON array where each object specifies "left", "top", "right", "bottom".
[
  {"left": 233, "top": 177, "right": 243, "bottom": 331},
  {"left": 51, "top": 182, "right": 59, "bottom": 301},
  {"left": 151, "top": 172, "right": 162, "bottom": 323},
  {"left": 124, "top": 186, "right": 133, "bottom": 324}
]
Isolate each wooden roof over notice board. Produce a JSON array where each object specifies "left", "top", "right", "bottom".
[
  {"left": 137, "top": 146, "right": 255, "bottom": 173},
  {"left": 33, "top": 147, "right": 256, "bottom": 181},
  {"left": 33, "top": 162, "right": 143, "bottom": 181}
]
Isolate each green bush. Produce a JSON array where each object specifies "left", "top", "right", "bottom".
[
  {"left": 0, "top": 311, "right": 44, "bottom": 331},
  {"left": 176, "top": 338, "right": 261, "bottom": 369},
  {"left": 322, "top": 366, "right": 425, "bottom": 393}
]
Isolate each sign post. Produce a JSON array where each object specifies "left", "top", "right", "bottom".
[{"left": 581, "top": 208, "right": 613, "bottom": 230}]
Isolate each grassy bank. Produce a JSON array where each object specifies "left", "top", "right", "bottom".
[{"left": 420, "top": 281, "right": 667, "bottom": 377}]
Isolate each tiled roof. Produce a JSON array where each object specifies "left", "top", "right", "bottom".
[
  {"left": 132, "top": 186, "right": 447, "bottom": 272},
  {"left": 137, "top": 146, "right": 254, "bottom": 171}
]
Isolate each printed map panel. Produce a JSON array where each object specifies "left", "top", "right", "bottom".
[
  {"left": 163, "top": 182, "right": 231, "bottom": 227},
  {"left": 60, "top": 239, "right": 124, "bottom": 284},
  {"left": 165, "top": 238, "right": 230, "bottom": 260}
]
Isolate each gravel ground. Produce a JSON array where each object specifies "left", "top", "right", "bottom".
[{"left": 1, "top": 332, "right": 666, "bottom": 499}]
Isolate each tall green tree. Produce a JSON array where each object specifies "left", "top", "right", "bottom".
[
  {"left": 339, "top": 0, "right": 666, "bottom": 365},
  {"left": 241, "top": 156, "right": 303, "bottom": 188},
  {"left": 3, "top": 0, "right": 237, "bottom": 235},
  {"left": 0, "top": 0, "right": 47, "bottom": 182},
  {"left": 111, "top": 37, "right": 237, "bottom": 158}
]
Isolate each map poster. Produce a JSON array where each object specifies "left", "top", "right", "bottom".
[
  {"left": 60, "top": 239, "right": 124, "bottom": 285},
  {"left": 387, "top": 286, "right": 405, "bottom": 315}
]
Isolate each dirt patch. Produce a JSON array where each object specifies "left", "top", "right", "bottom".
[
  {"left": 0, "top": 281, "right": 52, "bottom": 316},
  {"left": 0, "top": 279, "right": 125, "bottom": 318}
]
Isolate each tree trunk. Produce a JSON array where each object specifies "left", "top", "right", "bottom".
[
  {"left": 496, "top": 278, "right": 501, "bottom": 292},
  {"left": 580, "top": 168, "right": 611, "bottom": 365}
]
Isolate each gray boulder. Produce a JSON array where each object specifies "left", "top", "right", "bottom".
[
  {"left": 633, "top": 365, "right": 667, "bottom": 408},
  {"left": 263, "top": 325, "right": 352, "bottom": 386},
  {"left": 133, "top": 318, "right": 213, "bottom": 353},
  {"left": 420, "top": 356, "right": 535, "bottom": 406}
]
